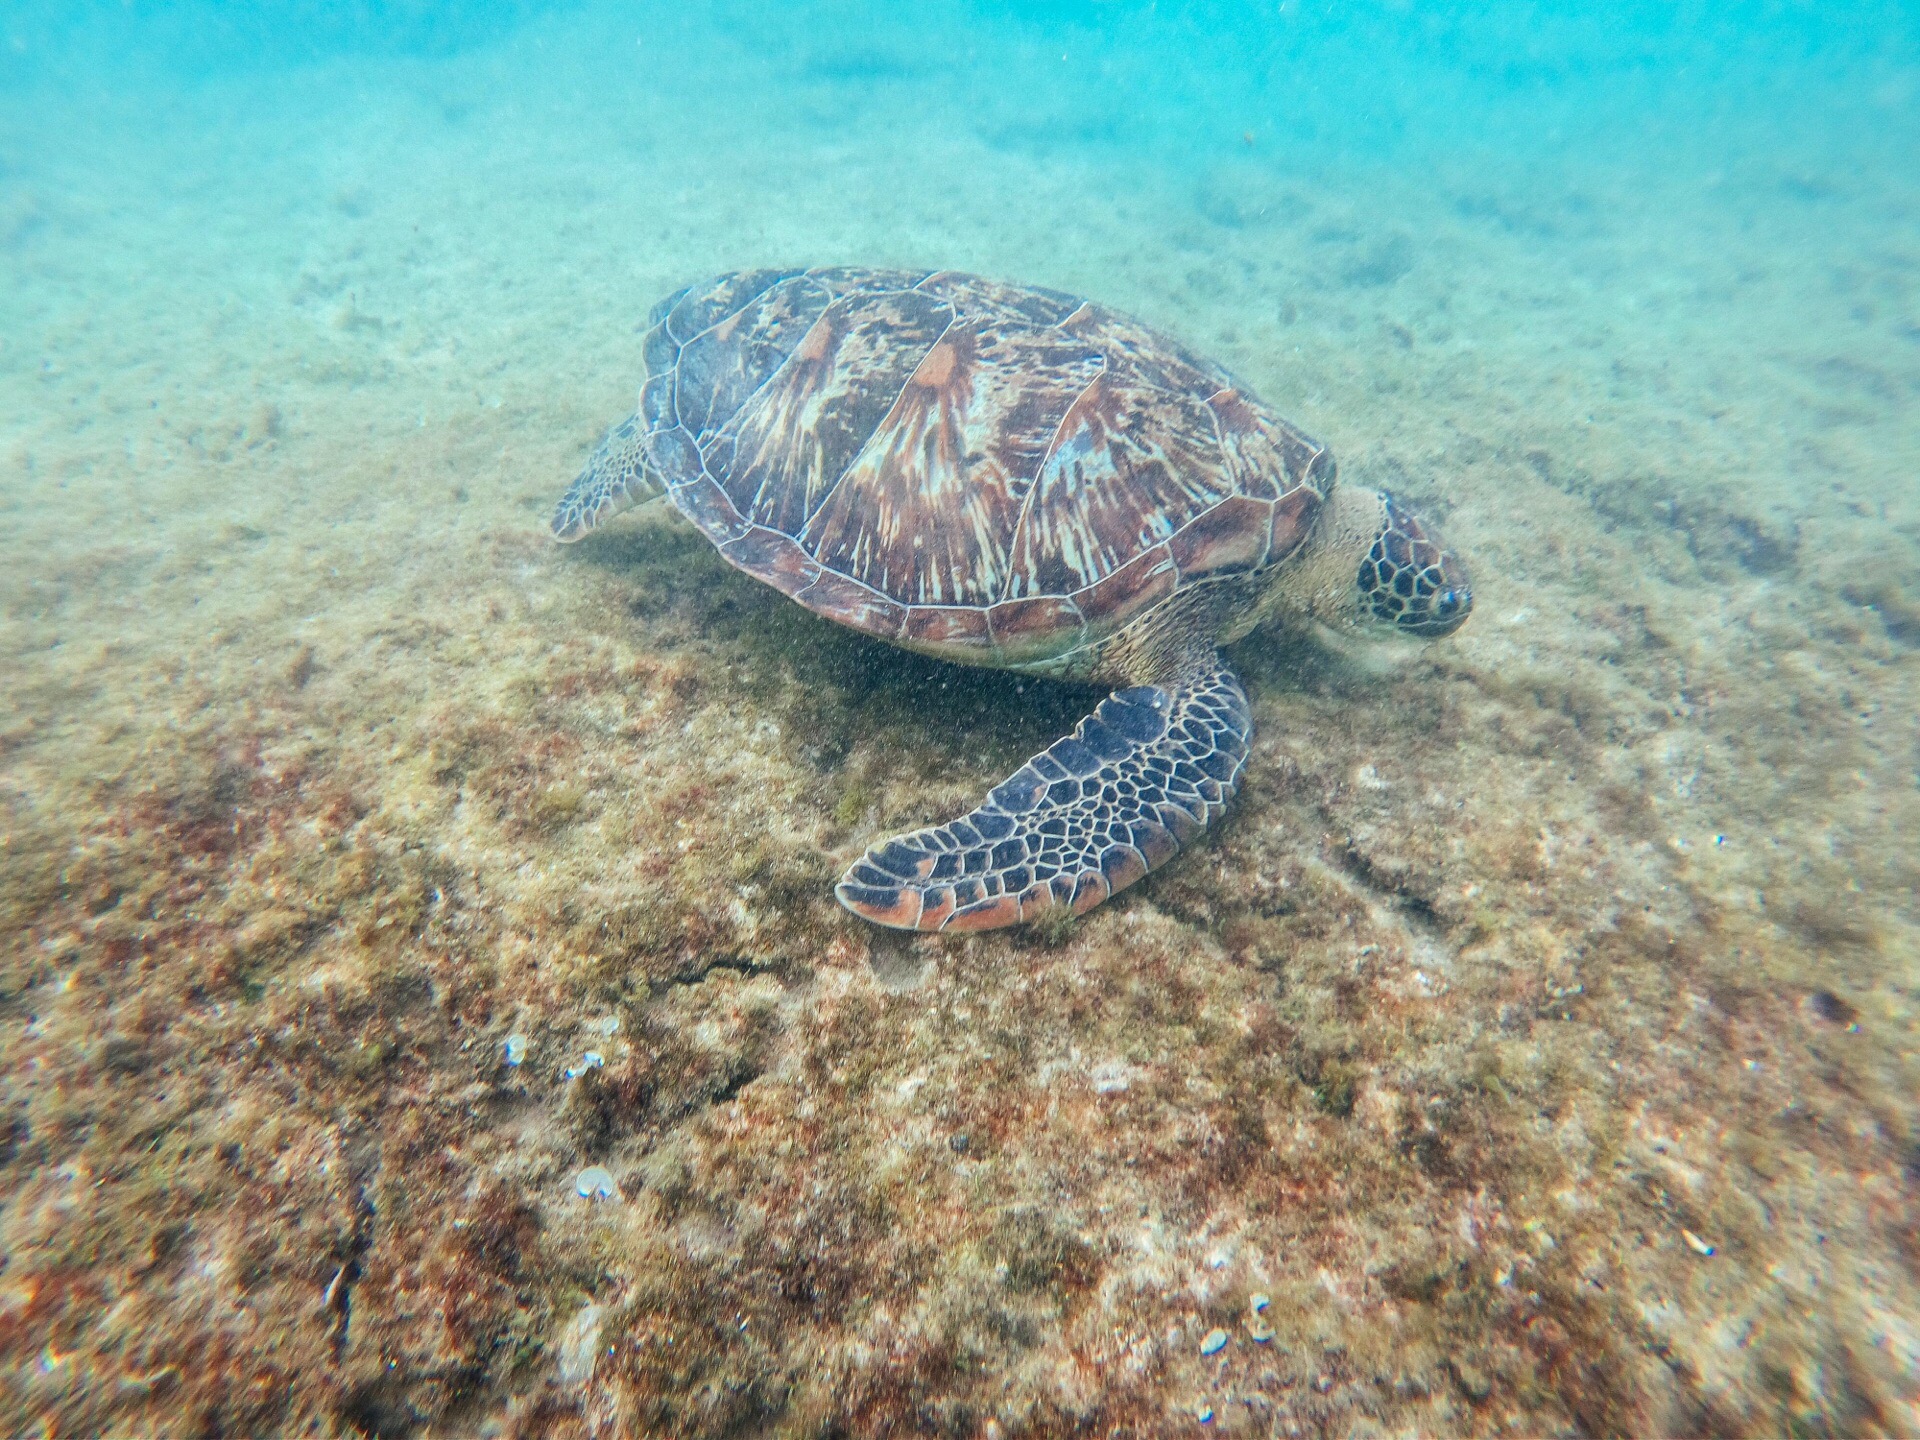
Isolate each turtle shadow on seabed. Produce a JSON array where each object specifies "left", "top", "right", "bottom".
[
  {"left": 561, "top": 498, "right": 1452, "bottom": 822},
  {"left": 565, "top": 515, "right": 1099, "bottom": 778}
]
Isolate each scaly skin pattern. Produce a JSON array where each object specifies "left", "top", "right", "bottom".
[
  {"left": 1359, "top": 495, "right": 1473, "bottom": 637},
  {"left": 549, "top": 411, "right": 662, "bottom": 542},
  {"left": 836, "top": 654, "right": 1250, "bottom": 931}
]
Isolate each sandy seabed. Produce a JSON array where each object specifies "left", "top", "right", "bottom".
[{"left": 2, "top": 8, "right": 1917, "bottom": 1436}]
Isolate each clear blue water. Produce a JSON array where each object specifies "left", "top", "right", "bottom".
[
  {"left": 9, "top": 1, "right": 1914, "bottom": 158},
  {"left": 10, "top": 0, "right": 1912, "bottom": 542}
]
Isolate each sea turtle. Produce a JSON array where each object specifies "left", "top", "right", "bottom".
[{"left": 552, "top": 267, "right": 1471, "bottom": 932}]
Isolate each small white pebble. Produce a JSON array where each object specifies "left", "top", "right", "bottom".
[
  {"left": 1682, "top": 1229, "right": 1716, "bottom": 1256},
  {"left": 1200, "top": 1328, "right": 1229, "bottom": 1356},
  {"left": 1248, "top": 1317, "right": 1275, "bottom": 1343},
  {"left": 1250, "top": 1293, "right": 1270, "bottom": 1312},
  {"left": 1196, "top": 1404, "right": 1214, "bottom": 1424},
  {"left": 556, "top": 1302, "right": 604, "bottom": 1385},
  {"left": 574, "top": 1165, "right": 617, "bottom": 1200},
  {"left": 503, "top": 1033, "right": 527, "bottom": 1066},
  {"left": 564, "top": 1051, "right": 606, "bottom": 1079}
]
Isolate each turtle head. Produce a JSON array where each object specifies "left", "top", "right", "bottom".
[
  {"left": 1273, "top": 485, "right": 1472, "bottom": 640},
  {"left": 1351, "top": 491, "right": 1473, "bottom": 638}
]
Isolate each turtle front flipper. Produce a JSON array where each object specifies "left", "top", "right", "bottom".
[
  {"left": 551, "top": 412, "right": 666, "bottom": 542},
  {"left": 837, "top": 657, "right": 1251, "bottom": 932}
]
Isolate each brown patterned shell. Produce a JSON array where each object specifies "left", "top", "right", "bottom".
[{"left": 639, "top": 267, "right": 1332, "bottom": 666}]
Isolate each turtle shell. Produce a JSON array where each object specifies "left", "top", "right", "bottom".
[{"left": 638, "top": 267, "right": 1332, "bottom": 667}]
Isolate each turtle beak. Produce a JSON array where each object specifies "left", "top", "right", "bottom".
[{"left": 1355, "top": 496, "right": 1473, "bottom": 638}]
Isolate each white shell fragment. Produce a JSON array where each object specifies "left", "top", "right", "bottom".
[
  {"left": 1682, "top": 1228, "right": 1716, "bottom": 1256},
  {"left": 564, "top": 1050, "right": 606, "bottom": 1079},
  {"left": 1200, "top": 1328, "right": 1229, "bottom": 1356},
  {"left": 557, "top": 1302, "right": 605, "bottom": 1385},
  {"left": 502, "top": 1033, "right": 527, "bottom": 1066},
  {"left": 574, "top": 1165, "right": 617, "bottom": 1200}
]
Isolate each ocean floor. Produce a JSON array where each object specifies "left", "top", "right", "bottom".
[{"left": 2, "top": 5, "right": 1918, "bottom": 1435}]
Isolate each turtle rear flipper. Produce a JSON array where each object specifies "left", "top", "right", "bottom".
[
  {"left": 552, "top": 412, "right": 664, "bottom": 542},
  {"left": 837, "top": 658, "right": 1251, "bottom": 932}
]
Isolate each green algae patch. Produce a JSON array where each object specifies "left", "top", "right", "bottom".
[
  {"left": 530, "top": 780, "right": 591, "bottom": 830},
  {"left": 831, "top": 776, "right": 875, "bottom": 830}
]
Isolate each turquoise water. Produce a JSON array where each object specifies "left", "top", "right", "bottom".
[
  {"left": 12, "top": 2, "right": 1917, "bottom": 169},
  {"left": 3, "top": 2, "right": 1917, "bottom": 1434}
]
